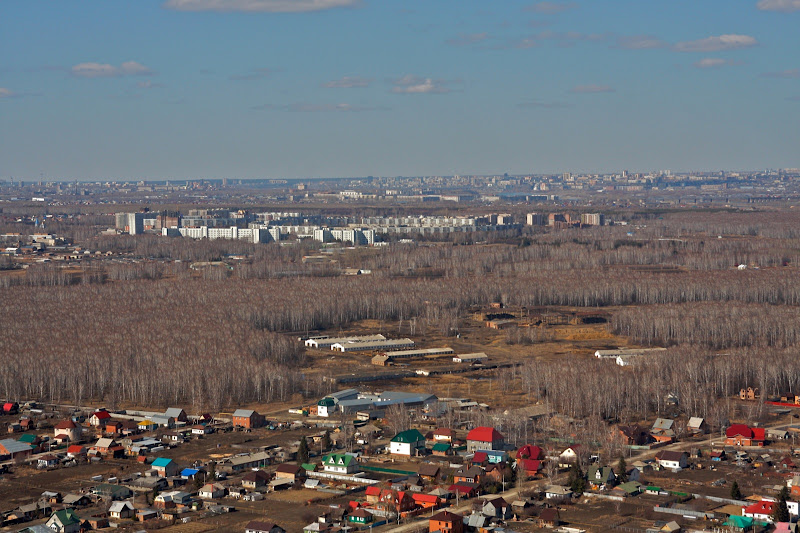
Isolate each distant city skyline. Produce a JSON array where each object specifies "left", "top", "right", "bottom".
[{"left": 1, "top": 0, "right": 799, "bottom": 180}]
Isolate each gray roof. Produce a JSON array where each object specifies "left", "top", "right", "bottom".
[
  {"left": 325, "top": 389, "right": 360, "bottom": 401},
  {"left": 19, "top": 525, "right": 53, "bottom": 533},
  {"left": 0, "top": 438, "right": 33, "bottom": 454},
  {"left": 652, "top": 418, "right": 674, "bottom": 431},
  {"left": 232, "top": 409, "right": 255, "bottom": 418},
  {"left": 62, "top": 494, "right": 89, "bottom": 504},
  {"left": 164, "top": 408, "right": 185, "bottom": 418},
  {"left": 227, "top": 451, "right": 271, "bottom": 466},
  {"left": 109, "top": 501, "right": 134, "bottom": 512}
]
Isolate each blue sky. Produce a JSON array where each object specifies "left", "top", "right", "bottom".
[{"left": 1, "top": 0, "right": 799, "bottom": 180}]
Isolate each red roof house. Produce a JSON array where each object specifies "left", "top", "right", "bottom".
[
  {"left": 412, "top": 492, "right": 440, "bottom": 509},
  {"left": 518, "top": 459, "right": 543, "bottom": 477},
  {"left": 742, "top": 500, "right": 775, "bottom": 520},
  {"left": 89, "top": 410, "right": 112, "bottom": 426},
  {"left": 517, "top": 444, "right": 543, "bottom": 460},
  {"left": 726, "top": 424, "right": 765, "bottom": 446},
  {"left": 466, "top": 427, "right": 504, "bottom": 453}
]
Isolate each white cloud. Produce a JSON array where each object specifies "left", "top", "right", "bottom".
[
  {"left": 71, "top": 61, "right": 152, "bottom": 78},
  {"left": 512, "top": 31, "right": 607, "bottom": 49},
  {"left": 526, "top": 1, "right": 576, "bottom": 13},
  {"left": 136, "top": 81, "right": 166, "bottom": 89},
  {"left": 756, "top": 0, "right": 800, "bottom": 11},
  {"left": 447, "top": 33, "right": 490, "bottom": 46},
  {"left": 120, "top": 61, "right": 151, "bottom": 75},
  {"left": 571, "top": 84, "right": 614, "bottom": 93},
  {"left": 322, "top": 76, "right": 372, "bottom": 88},
  {"left": 391, "top": 75, "right": 450, "bottom": 94},
  {"left": 763, "top": 68, "right": 800, "bottom": 78},
  {"left": 616, "top": 35, "right": 668, "bottom": 50},
  {"left": 517, "top": 99, "right": 572, "bottom": 109},
  {"left": 253, "top": 102, "right": 387, "bottom": 112},
  {"left": 674, "top": 34, "right": 758, "bottom": 53},
  {"left": 694, "top": 58, "right": 728, "bottom": 68},
  {"left": 0, "top": 88, "right": 16, "bottom": 98},
  {"left": 163, "top": 0, "right": 360, "bottom": 12}
]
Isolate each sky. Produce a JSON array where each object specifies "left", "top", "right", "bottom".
[{"left": 1, "top": 0, "right": 799, "bottom": 180}]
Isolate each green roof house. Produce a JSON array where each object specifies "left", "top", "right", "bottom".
[
  {"left": 347, "top": 508, "right": 373, "bottom": 524},
  {"left": 46, "top": 508, "right": 82, "bottom": 533},
  {"left": 587, "top": 466, "right": 616, "bottom": 488},
  {"left": 389, "top": 429, "right": 426, "bottom": 456},
  {"left": 322, "top": 453, "right": 358, "bottom": 474}
]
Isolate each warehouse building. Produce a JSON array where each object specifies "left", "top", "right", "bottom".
[
  {"left": 305, "top": 334, "right": 385, "bottom": 349},
  {"left": 595, "top": 348, "right": 667, "bottom": 359},
  {"left": 453, "top": 352, "right": 488, "bottom": 363},
  {"left": 330, "top": 338, "right": 415, "bottom": 352}
]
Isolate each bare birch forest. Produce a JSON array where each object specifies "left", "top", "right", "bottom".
[{"left": 2, "top": 208, "right": 799, "bottom": 418}]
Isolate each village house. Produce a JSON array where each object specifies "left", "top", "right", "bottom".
[
  {"left": 192, "top": 424, "right": 213, "bottom": 436},
  {"left": 109, "top": 501, "right": 135, "bottom": 519},
  {"left": 198, "top": 483, "right": 227, "bottom": 499},
  {"left": 412, "top": 492, "right": 441, "bottom": 510},
  {"left": 454, "top": 465, "right": 484, "bottom": 485},
  {"left": 516, "top": 444, "right": 543, "bottom": 460},
  {"left": 322, "top": 453, "right": 359, "bottom": 474},
  {"left": 67, "top": 444, "right": 86, "bottom": 459},
  {"left": 517, "top": 458, "right": 543, "bottom": 478},
  {"left": 243, "top": 469, "right": 271, "bottom": 489},
  {"left": 220, "top": 451, "right": 271, "bottom": 473},
  {"left": 371, "top": 488, "right": 415, "bottom": 513},
  {"left": 545, "top": 485, "right": 573, "bottom": 500},
  {"left": 275, "top": 463, "right": 304, "bottom": 482},
  {"left": 539, "top": 508, "right": 561, "bottom": 528},
  {"left": 618, "top": 425, "right": 653, "bottom": 446},
  {"left": 587, "top": 466, "right": 617, "bottom": 488},
  {"left": 0, "top": 438, "right": 34, "bottom": 459},
  {"left": 431, "top": 428, "right": 456, "bottom": 442},
  {"left": 726, "top": 424, "right": 766, "bottom": 446},
  {"left": 429, "top": 510, "right": 464, "bottom": 533},
  {"left": 232, "top": 409, "right": 266, "bottom": 429},
  {"left": 418, "top": 463, "right": 441, "bottom": 482},
  {"left": 655, "top": 451, "right": 688, "bottom": 472},
  {"left": 245, "top": 521, "right": 286, "bottom": 533},
  {"left": 151, "top": 457, "right": 180, "bottom": 477},
  {"left": 138, "top": 420, "right": 158, "bottom": 432},
  {"left": 740, "top": 387, "right": 760, "bottom": 400},
  {"left": 164, "top": 408, "right": 188, "bottom": 423},
  {"left": 432, "top": 442, "right": 452, "bottom": 456},
  {"left": 91, "top": 437, "right": 123, "bottom": 457},
  {"left": 559, "top": 445, "right": 582, "bottom": 467},
  {"left": 37, "top": 454, "right": 59, "bottom": 468},
  {"left": 53, "top": 420, "right": 82, "bottom": 442},
  {"left": 46, "top": 509, "right": 82, "bottom": 533},
  {"left": 390, "top": 429, "right": 427, "bottom": 456},
  {"left": 94, "top": 483, "right": 133, "bottom": 501},
  {"left": 742, "top": 500, "right": 775, "bottom": 521},
  {"left": 348, "top": 508, "right": 374, "bottom": 525},
  {"left": 89, "top": 410, "right": 111, "bottom": 427},
  {"left": 687, "top": 417, "right": 707, "bottom": 435},
  {"left": 154, "top": 490, "right": 192, "bottom": 508},
  {"left": 481, "top": 497, "right": 512, "bottom": 519},
  {"left": 651, "top": 418, "right": 675, "bottom": 443},
  {"left": 149, "top": 414, "right": 175, "bottom": 428},
  {"left": 466, "top": 426, "right": 504, "bottom": 453},
  {"left": 161, "top": 431, "right": 184, "bottom": 444},
  {"left": 62, "top": 494, "right": 91, "bottom": 507}
]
